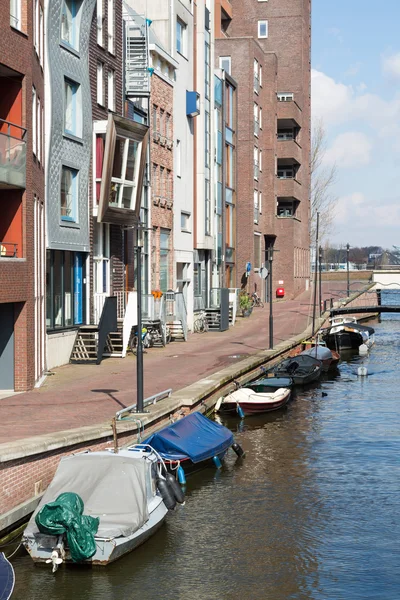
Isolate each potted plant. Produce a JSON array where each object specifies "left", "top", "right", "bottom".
[{"left": 239, "top": 291, "right": 253, "bottom": 317}]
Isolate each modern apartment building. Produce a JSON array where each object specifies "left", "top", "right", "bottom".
[
  {"left": 215, "top": 0, "right": 311, "bottom": 299},
  {"left": 0, "top": 0, "right": 45, "bottom": 392}
]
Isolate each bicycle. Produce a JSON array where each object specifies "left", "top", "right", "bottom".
[
  {"left": 251, "top": 292, "right": 264, "bottom": 308},
  {"left": 193, "top": 310, "right": 209, "bottom": 333},
  {"left": 129, "top": 326, "right": 151, "bottom": 354}
]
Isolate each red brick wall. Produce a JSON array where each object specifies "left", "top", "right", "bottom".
[
  {"left": 150, "top": 73, "right": 174, "bottom": 291},
  {"left": 0, "top": 0, "right": 45, "bottom": 390},
  {"left": 217, "top": 0, "right": 311, "bottom": 299}
]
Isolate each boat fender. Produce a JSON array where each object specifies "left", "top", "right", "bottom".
[
  {"left": 215, "top": 397, "right": 223, "bottom": 412},
  {"left": 166, "top": 473, "right": 186, "bottom": 504},
  {"left": 236, "top": 404, "right": 245, "bottom": 419},
  {"left": 231, "top": 442, "right": 245, "bottom": 459},
  {"left": 213, "top": 455, "right": 222, "bottom": 469},
  {"left": 358, "top": 366, "right": 368, "bottom": 376},
  {"left": 156, "top": 477, "right": 177, "bottom": 510},
  {"left": 177, "top": 465, "right": 187, "bottom": 486},
  {"left": 359, "top": 344, "right": 368, "bottom": 355}
]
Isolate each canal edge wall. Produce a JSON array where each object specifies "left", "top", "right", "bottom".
[{"left": 0, "top": 284, "right": 377, "bottom": 534}]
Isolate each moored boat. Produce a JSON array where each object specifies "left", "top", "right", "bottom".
[
  {"left": 216, "top": 387, "right": 291, "bottom": 416},
  {"left": 142, "top": 412, "right": 244, "bottom": 476},
  {"left": 248, "top": 377, "right": 293, "bottom": 392},
  {"left": 300, "top": 345, "right": 333, "bottom": 372},
  {"left": 23, "top": 447, "right": 171, "bottom": 568},
  {"left": 321, "top": 316, "right": 375, "bottom": 351},
  {"left": 0, "top": 552, "right": 14, "bottom": 600},
  {"left": 273, "top": 354, "right": 322, "bottom": 385}
]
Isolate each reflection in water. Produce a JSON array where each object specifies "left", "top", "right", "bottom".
[{"left": 11, "top": 320, "right": 400, "bottom": 600}]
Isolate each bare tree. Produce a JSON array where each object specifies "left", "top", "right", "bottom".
[{"left": 311, "top": 119, "right": 338, "bottom": 243}]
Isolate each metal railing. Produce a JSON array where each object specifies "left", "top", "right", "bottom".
[
  {"left": 0, "top": 119, "right": 27, "bottom": 189},
  {"left": 0, "top": 242, "right": 18, "bottom": 258}
]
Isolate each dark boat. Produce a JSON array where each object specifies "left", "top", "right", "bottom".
[
  {"left": 273, "top": 354, "right": 322, "bottom": 385},
  {"left": 321, "top": 316, "right": 375, "bottom": 351},
  {"left": 300, "top": 346, "right": 333, "bottom": 372},
  {"left": 143, "top": 412, "right": 244, "bottom": 476},
  {"left": 0, "top": 552, "right": 15, "bottom": 600}
]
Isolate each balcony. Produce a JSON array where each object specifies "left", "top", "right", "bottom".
[
  {"left": 277, "top": 138, "right": 302, "bottom": 164},
  {"left": 0, "top": 120, "right": 26, "bottom": 189},
  {"left": 276, "top": 177, "right": 301, "bottom": 201},
  {"left": 0, "top": 242, "right": 19, "bottom": 258},
  {"left": 277, "top": 99, "right": 302, "bottom": 128}
]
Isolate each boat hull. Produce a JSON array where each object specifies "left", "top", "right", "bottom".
[
  {"left": 163, "top": 450, "right": 229, "bottom": 476},
  {"left": 218, "top": 388, "right": 291, "bottom": 416},
  {"left": 219, "top": 397, "right": 289, "bottom": 415},
  {"left": 24, "top": 497, "right": 167, "bottom": 567},
  {"left": 323, "top": 331, "right": 363, "bottom": 351}
]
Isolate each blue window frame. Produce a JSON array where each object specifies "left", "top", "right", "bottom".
[
  {"left": 61, "top": 0, "right": 82, "bottom": 49},
  {"left": 64, "top": 79, "right": 79, "bottom": 135},
  {"left": 61, "top": 166, "right": 78, "bottom": 222}
]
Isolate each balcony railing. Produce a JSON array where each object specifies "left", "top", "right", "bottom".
[
  {"left": 0, "top": 242, "right": 18, "bottom": 258},
  {"left": 0, "top": 119, "right": 27, "bottom": 189}
]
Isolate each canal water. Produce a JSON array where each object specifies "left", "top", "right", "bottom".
[{"left": 11, "top": 316, "right": 400, "bottom": 599}]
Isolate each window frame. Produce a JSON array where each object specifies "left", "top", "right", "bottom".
[
  {"left": 64, "top": 78, "right": 81, "bottom": 137},
  {"left": 107, "top": 69, "right": 115, "bottom": 112},
  {"left": 258, "top": 20, "right": 268, "bottom": 39},
  {"left": 32, "top": 87, "right": 37, "bottom": 156},
  {"left": 60, "top": 166, "right": 79, "bottom": 223},
  {"left": 219, "top": 56, "right": 231, "bottom": 75},
  {"left": 10, "top": 0, "right": 22, "bottom": 31},
  {"left": 107, "top": 0, "right": 114, "bottom": 54},
  {"left": 176, "top": 18, "right": 187, "bottom": 56},
  {"left": 97, "top": 61, "right": 104, "bottom": 106}
]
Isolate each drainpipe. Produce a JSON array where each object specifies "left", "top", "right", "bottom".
[{"left": 193, "top": 0, "right": 198, "bottom": 249}]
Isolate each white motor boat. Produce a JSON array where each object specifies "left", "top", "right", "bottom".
[{"left": 23, "top": 446, "right": 172, "bottom": 568}]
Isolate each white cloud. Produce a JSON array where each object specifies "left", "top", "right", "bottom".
[
  {"left": 311, "top": 69, "right": 400, "bottom": 137},
  {"left": 324, "top": 132, "right": 372, "bottom": 169},
  {"left": 335, "top": 192, "right": 366, "bottom": 224},
  {"left": 382, "top": 53, "right": 400, "bottom": 80}
]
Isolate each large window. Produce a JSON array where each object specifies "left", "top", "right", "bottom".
[
  {"left": 61, "top": 166, "right": 78, "bottom": 222},
  {"left": 254, "top": 234, "right": 262, "bottom": 269},
  {"left": 32, "top": 87, "right": 37, "bottom": 156},
  {"left": 107, "top": 0, "right": 114, "bottom": 53},
  {"left": 64, "top": 79, "right": 81, "bottom": 136},
  {"left": 159, "top": 229, "right": 170, "bottom": 292},
  {"left": 46, "top": 250, "right": 86, "bottom": 329},
  {"left": 93, "top": 222, "right": 110, "bottom": 294},
  {"left": 176, "top": 19, "right": 186, "bottom": 56},
  {"left": 61, "top": 0, "right": 82, "bottom": 49},
  {"left": 219, "top": 56, "right": 231, "bottom": 75},
  {"left": 97, "top": 0, "right": 103, "bottom": 45}
]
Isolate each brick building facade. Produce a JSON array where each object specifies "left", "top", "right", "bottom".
[
  {"left": 150, "top": 62, "right": 174, "bottom": 292},
  {"left": 215, "top": 0, "right": 311, "bottom": 299},
  {"left": 0, "top": 0, "right": 45, "bottom": 391}
]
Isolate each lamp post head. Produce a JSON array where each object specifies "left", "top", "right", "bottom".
[{"left": 346, "top": 243, "right": 350, "bottom": 251}]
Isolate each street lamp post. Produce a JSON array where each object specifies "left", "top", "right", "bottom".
[
  {"left": 346, "top": 243, "right": 350, "bottom": 298},
  {"left": 268, "top": 246, "right": 274, "bottom": 349},
  {"left": 319, "top": 245, "right": 323, "bottom": 316},
  {"left": 135, "top": 231, "right": 144, "bottom": 413}
]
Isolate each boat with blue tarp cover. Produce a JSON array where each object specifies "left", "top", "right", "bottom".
[
  {"left": 0, "top": 552, "right": 15, "bottom": 600},
  {"left": 138, "top": 412, "right": 244, "bottom": 477}
]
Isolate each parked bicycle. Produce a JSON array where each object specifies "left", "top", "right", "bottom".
[
  {"left": 251, "top": 292, "right": 264, "bottom": 308},
  {"left": 129, "top": 326, "right": 151, "bottom": 353},
  {"left": 193, "top": 310, "right": 209, "bottom": 333}
]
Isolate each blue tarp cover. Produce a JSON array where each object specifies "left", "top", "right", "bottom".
[{"left": 144, "top": 412, "right": 234, "bottom": 463}]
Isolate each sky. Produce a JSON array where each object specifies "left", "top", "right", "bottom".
[{"left": 312, "top": 0, "right": 400, "bottom": 249}]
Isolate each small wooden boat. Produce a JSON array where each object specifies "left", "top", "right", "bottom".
[
  {"left": 216, "top": 387, "right": 291, "bottom": 416},
  {"left": 273, "top": 354, "right": 322, "bottom": 385},
  {"left": 143, "top": 412, "right": 244, "bottom": 476},
  {"left": 23, "top": 447, "right": 171, "bottom": 568}
]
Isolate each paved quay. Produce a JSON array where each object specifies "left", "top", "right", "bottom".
[{"left": 0, "top": 290, "right": 317, "bottom": 445}]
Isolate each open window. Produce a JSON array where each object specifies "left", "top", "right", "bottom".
[{"left": 97, "top": 114, "right": 149, "bottom": 226}]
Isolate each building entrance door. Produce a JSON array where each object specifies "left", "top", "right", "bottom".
[{"left": 0, "top": 303, "right": 14, "bottom": 390}]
